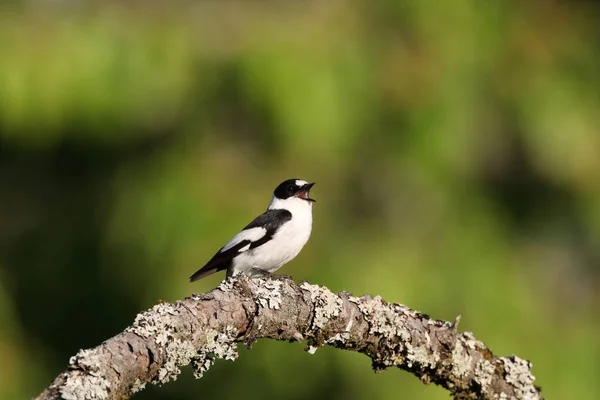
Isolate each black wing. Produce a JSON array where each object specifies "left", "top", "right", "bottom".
[
  {"left": 189, "top": 209, "right": 292, "bottom": 281},
  {"left": 242, "top": 208, "right": 292, "bottom": 247}
]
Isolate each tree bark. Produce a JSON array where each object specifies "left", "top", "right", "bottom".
[{"left": 35, "top": 275, "right": 543, "bottom": 400}]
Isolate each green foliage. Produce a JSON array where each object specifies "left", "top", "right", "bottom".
[{"left": 1, "top": 2, "right": 599, "bottom": 399}]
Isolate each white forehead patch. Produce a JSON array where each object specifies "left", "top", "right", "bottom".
[{"left": 295, "top": 180, "right": 308, "bottom": 187}]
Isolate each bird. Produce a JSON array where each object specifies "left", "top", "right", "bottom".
[{"left": 189, "top": 179, "right": 316, "bottom": 281}]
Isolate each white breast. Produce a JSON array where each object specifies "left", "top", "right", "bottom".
[{"left": 231, "top": 196, "right": 313, "bottom": 275}]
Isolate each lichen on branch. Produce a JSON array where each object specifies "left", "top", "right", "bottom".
[{"left": 35, "top": 275, "right": 544, "bottom": 400}]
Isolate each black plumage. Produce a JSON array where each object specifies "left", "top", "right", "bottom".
[{"left": 189, "top": 208, "right": 292, "bottom": 281}]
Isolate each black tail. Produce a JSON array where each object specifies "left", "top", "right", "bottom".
[
  {"left": 190, "top": 241, "right": 249, "bottom": 282},
  {"left": 189, "top": 266, "right": 220, "bottom": 282}
]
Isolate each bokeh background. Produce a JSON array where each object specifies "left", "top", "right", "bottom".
[{"left": 1, "top": 1, "right": 599, "bottom": 399}]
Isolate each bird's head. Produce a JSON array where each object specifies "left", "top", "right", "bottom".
[
  {"left": 274, "top": 179, "right": 316, "bottom": 202},
  {"left": 269, "top": 179, "right": 316, "bottom": 211}
]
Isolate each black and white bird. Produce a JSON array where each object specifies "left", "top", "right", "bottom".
[{"left": 189, "top": 179, "right": 316, "bottom": 281}]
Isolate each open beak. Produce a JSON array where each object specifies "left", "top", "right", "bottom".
[{"left": 296, "top": 182, "right": 316, "bottom": 202}]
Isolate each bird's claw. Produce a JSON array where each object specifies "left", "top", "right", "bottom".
[{"left": 249, "top": 268, "right": 293, "bottom": 281}]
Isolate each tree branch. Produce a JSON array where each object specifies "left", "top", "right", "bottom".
[{"left": 36, "top": 276, "right": 543, "bottom": 400}]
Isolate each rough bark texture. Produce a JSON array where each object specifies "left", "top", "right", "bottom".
[{"left": 36, "top": 276, "right": 543, "bottom": 400}]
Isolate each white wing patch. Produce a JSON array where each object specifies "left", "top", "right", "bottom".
[
  {"left": 221, "top": 227, "right": 266, "bottom": 252},
  {"left": 238, "top": 243, "right": 251, "bottom": 252}
]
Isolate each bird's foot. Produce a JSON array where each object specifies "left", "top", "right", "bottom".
[
  {"left": 274, "top": 273, "right": 294, "bottom": 281},
  {"left": 249, "top": 268, "right": 293, "bottom": 281},
  {"left": 249, "top": 268, "right": 274, "bottom": 278}
]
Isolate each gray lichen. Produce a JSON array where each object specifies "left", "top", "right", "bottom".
[
  {"left": 39, "top": 278, "right": 543, "bottom": 400},
  {"left": 60, "top": 349, "right": 110, "bottom": 400},
  {"left": 126, "top": 301, "right": 240, "bottom": 384},
  {"left": 192, "top": 326, "right": 239, "bottom": 378},
  {"left": 325, "top": 331, "right": 350, "bottom": 345},
  {"left": 324, "top": 295, "right": 354, "bottom": 345},
  {"left": 500, "top": 356, "right": 538, "bottom": 400},
  {"left": 61, "top": 372, "right": 110, "bottom": 400},
  {"left": 451, "top": 343, "right": 473, "bottom": 378},
  {"left": 125, "top": 302, "right": 198, "bottom": 384},
  {"left": 474, "top": 359, "right": 495, "bottom": 391},
  {"left": 156, "top": 338, "right": 197, "bottom": 383},
  {"left": 349, "top": 296, "right": 411, "bottom": 341},
  {"left": 300, "top": 282, "right": 343, "bottom": 329},
  {"left": 349, "top": 295, "right": 446, "bottom": 370},
  {"left": 126, "top": 303, "right": 180, "bottom": 339},
  {"left": 452, "top": 331, "right": 497, "bottom": 389},
  {"left": 406, "top": 340, "right": 439, "bottom": 369},
  {"left": 252, "top": 278, "right": 283, "bottom": 310},
  {"left": 130, "top": 379, "right": 146, "bottom": 394},
  {"left": 462, "top": 331, "right": 487, "bottom": 350},
  {"left": 68, "top": 349, "right": 104, "bottom": 370},
  {"left": 218, "top": 276, "right": 237, "bottom": 292}
]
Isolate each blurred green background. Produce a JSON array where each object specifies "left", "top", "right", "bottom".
[{"left": 1, "top": 1, "right": 599, "bottom": 399}]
